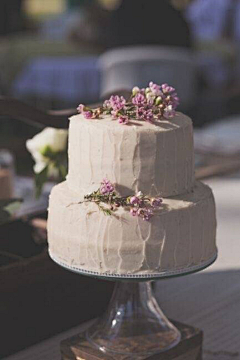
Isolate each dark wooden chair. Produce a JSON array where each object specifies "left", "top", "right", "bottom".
[{"left": 0, "top": 90, "right": 132, "bottom": 129}]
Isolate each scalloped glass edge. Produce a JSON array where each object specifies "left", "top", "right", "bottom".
[{"left": 48, "top": 249, "right": 218, "bottom": 281}]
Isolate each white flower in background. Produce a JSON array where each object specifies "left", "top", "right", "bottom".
[
  {"left": 26, "top": 127, "right": 68, "bottom": 197},
  {"left": 26, "top": 127, "right": 68, "bottom": 175}
]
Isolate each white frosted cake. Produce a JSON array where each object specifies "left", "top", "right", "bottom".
[{"left": 48, "top": 83, "right": 217, "bottom": 277}]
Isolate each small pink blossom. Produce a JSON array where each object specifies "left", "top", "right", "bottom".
[
  {"left": 151, "top": 197, "right": 163, "bottom": 207},
  {"left": 130, "top": 196, "right": 140, "bottom": 205},
  {"left": 136, "top": 107, "right": 153, "bottom": 122},
  {"left": 149, "top": 82, "right": 162, "bottom": 96},
  {"left": 103, "top": 99, "right": 111, "bottom": 108},
  {"left": 118, "top": 115, "right": 129, "bottom": 125},
  {"left": 132, "top": 93, "right": 146, "bottom": 106},
  {"left": 168, "top": 95, "right": 180, "bottom": 109},
  {"left": 163, "top": 105, "right": 175, "bottom": 119},
  {"left": 162, "top": 90, "right": 179, "bottom": 110},
  {"left": 77, "top": 104, "right": 85, "bottom": 113},
  {"left": 130, "top": 208, "right": 138, "bottom": 216},
  {"left": 109, "top": 95, "right": 126, "bottom": 111},
  {"left": 145, "top": 109, "right": 154, "bottom": 122},
  {"left": 100, "top": 178, "right": 115, "bottom": 195},
  {"left": 136, "top": 106, "right": 145, "bottom": 119},
  {"left": 83, "top": 111, "right": 93, "bottom": 119},
  {"left": 161, "top": 83, "right": 175, "bottom": 94},
  {"left": 143, "top": 208, "right": 153, "bottom": 221}
]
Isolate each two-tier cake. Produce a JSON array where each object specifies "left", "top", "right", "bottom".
[{"left": 48, "top": 82, "right": 217, "bottom": 277}]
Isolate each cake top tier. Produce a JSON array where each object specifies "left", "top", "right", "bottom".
[
  {"left": 67, "top": 111, "right": 194, "bottom": 199},
  {"left": 67, "top": 82, "right": 194, "bottom": 198}
]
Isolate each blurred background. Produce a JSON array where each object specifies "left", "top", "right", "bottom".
[
  {"left": 0, "top": 1, "right": 240, "bottom": 359},
  {"left": 1, "top": 0, "right": 240, "bottom": 173}
]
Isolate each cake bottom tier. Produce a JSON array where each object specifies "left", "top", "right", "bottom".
[{"left": 47, "top": 181, "right": 217, "bottom": 278}]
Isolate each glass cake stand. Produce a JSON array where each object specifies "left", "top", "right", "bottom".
[{"left": 49, "top": 251, "right": 217, "bottom": 359}]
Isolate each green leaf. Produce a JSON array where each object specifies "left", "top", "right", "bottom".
[
  {"left": 35, "top": 165, "right": 49, "bottom": 198},
  {"left": 58, "top": 164, "right": 67, "bottom": 181},
  {"left": 0, "top": 198, "right": 23, "bottom": 225},
  {"left": 98, "top": 204, "right": 112, "bottom": 216},
  {"left": 40, "top": 145, "right": 53, "bottom": 157},
  {"left": 35, "top": 148, "right": 68, "bottom": 198}
]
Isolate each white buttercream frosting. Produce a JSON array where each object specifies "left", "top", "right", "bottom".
[
  {"left": 48, "top": 181, "right": 217, "bottom": 276},
  {"left": 67, "top": 112, "right": 194, "bottom": 198},
  {"left": 48, "top": 111, "right": 217, "bottom": 276}
]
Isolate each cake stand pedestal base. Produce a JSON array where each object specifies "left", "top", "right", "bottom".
[{"left": 60, "top": 320, "right": 203, "bottom": 360}]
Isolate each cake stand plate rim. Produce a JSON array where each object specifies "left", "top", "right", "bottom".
[{"left": 48, "top": 249, "right": 217, "bottom": 281}]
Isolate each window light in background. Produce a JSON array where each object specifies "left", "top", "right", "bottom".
[
  {"left": 97, "top": 0, "right": 122, "bottom": 10},
  {"left": 23, "top": 0, "right": 67, "bottom": 18}
]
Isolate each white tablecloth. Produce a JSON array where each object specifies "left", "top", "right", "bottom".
[{"left": 5, "top": 177, "right": 240, "bottom": 360}]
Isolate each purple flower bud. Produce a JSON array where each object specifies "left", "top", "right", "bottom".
[
  {"left": 136, "top": 106, "right": 145, "bottom": 119},
  {"left": 100, "top": 178, "right": 115, "bottom": 195},
  {"left": 132, "top": 93, "right": 146, "bottom": 106},
  {"left": 143, "top": 214, "right": 152, "bottom": 221},
  {"left": 171, "top": 95, "right": 180, "bottom": 109},
  {"left": 136, "top": 107, "right": 153, "bottom": 122},
  {"left": 77, "top": 104, "right": 85, "bottom": 113},
  {"left": 161, "top": 83, "right": 175, "bottom": 94},
  {"left": 143, "top": 208, "right": 153, "bottom": 221},
  {"left": 149, "top": 82, "right": 161, "bottom": 96},
  {"left": 130, "top": 208, "right": 138, "bottom": 216},
  {"left": 151, "top": 197, "right": 163, "bottom": 208},
  {"left": 103, "top": 99, "right": 111, "bottom": 109},
  {"left": 83, "top": 111, "right": 93, "bottom": 119},
  {"left": 163, "top": 92, "right": 179, "bottom": 110},
  {"left": 145, "top": 109, "right": 154, "bottom": 122},
  {"left": 118, "top": 116, "right": 129, "bottom": 125},
  {"left": 109, "top": 95, "right": 126, "bottom": 111},
  {"left": 163, "top": 105, "right": 175, "bottom": 119},
  {"left": 130, "top": 196, "right": 140, "bottom": 205}
]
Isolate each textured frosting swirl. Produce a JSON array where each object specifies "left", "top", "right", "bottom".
[{"left": 67, "top": 112, "right": 194, "bottom": 198}]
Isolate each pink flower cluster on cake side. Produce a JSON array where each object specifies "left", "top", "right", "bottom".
[
  {"left": 77, "top": 82, "right": 179, "bottom": 125},
  {"left": 84, "top": 179, "right": 163, "bottom": 221}
]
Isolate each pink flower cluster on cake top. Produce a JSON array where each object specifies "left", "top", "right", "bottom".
[
  {"left": 77, "top": 82, "right": 179, "bottom": 125},
  {"left": 84, "top": 178, "right": 163, "bottom": 221}
]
